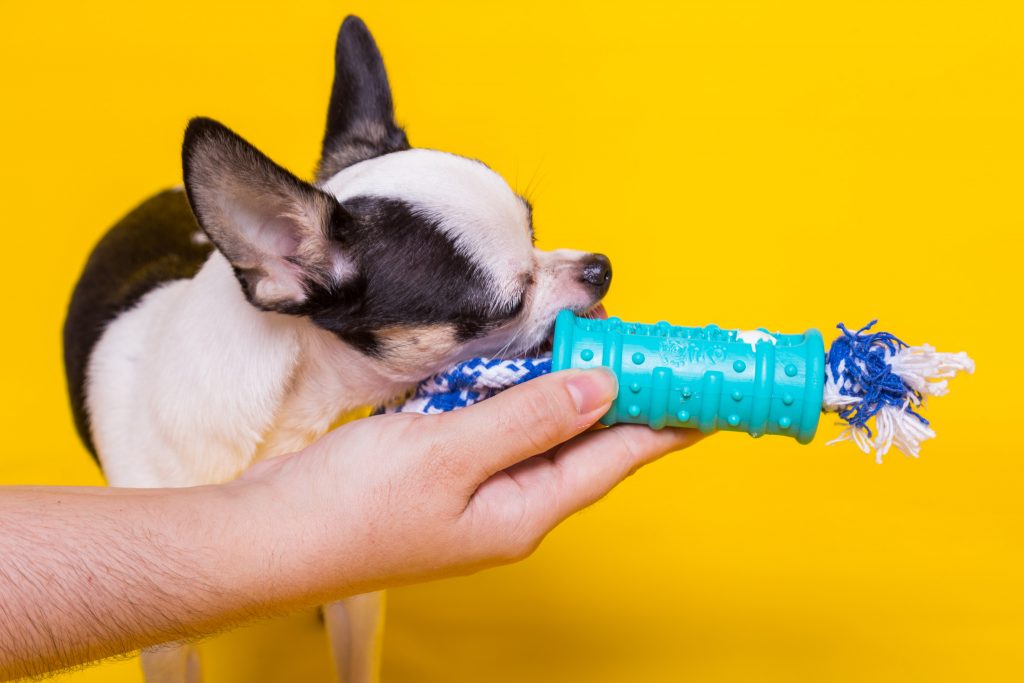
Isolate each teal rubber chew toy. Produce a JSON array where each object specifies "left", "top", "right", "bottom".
[{"left": 551, "top": 309, "right": 826, "bottom": 443}]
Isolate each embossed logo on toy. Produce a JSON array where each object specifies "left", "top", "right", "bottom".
[{"left": 659, "top": 336, "right": 731, "bottom": 367}]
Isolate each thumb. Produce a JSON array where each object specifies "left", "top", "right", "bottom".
[{"left": 434, "top": 368, "right": 618, "bottom": 484}]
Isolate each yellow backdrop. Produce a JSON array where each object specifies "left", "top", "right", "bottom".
[{"left": 2, "top": 2, "right": 1021, "bottom": 681}]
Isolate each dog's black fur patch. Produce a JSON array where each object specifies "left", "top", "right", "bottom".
[
  {"left": 293, "top": 195, "right": 523, "bottom": 355},
  {"left": 63, "top": 190, "right": 213, "bottom": 459}
]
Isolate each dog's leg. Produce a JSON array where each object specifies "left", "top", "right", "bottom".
[
  {"left": 140, "top": 643, "right": 202, "bottom": 683},
  {"left": 324, "top": 591, "right": 386, "bottom": 683}
]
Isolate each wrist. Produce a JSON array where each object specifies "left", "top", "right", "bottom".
[
  {"left": 162, "top": 483, "right": 276, "bottom": 619},
  {"left": 222, "top": 459, "right": 360, "bottom": 610}
]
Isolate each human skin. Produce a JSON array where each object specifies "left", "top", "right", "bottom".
[{"left": 0, "top": 368, "right": 705, "bottom": 680}]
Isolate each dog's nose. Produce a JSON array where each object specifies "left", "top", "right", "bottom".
[{"left": 580, "top": 253, "right": 612, "bottom": 296}]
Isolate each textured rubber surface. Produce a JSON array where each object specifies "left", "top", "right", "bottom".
[{"left": 552, "top": 310, "right": 825, "bottom": 443}]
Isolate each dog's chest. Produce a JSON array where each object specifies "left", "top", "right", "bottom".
[
  {"left": 254, "top": 353, "right": 355, "bottom": 460},
  {"left": 87, "top": 253, "right": 418, "bottom": 487},
  {"left": 252, "top": 330, "right": 411, "bottom": 461}
]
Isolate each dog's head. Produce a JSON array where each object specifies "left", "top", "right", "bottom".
[{"left": 182, "top": 16, "right": 610, "bottom": 382}]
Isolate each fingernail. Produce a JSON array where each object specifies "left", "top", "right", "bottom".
[{"left": 565, "top": 368, "right": 618, "bottom": 415}]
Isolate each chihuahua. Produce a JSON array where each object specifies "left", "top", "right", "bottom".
[{"left": 63, "top": 15, "right": 610, "bottom": 683}]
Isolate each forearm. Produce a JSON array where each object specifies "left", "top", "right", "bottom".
[{"left": 0, "top": 481, "right": 288, "bottom": 680}]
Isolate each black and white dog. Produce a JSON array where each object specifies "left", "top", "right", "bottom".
[{"left": 63, "top": 15, "right": 610, "bottom": 683}]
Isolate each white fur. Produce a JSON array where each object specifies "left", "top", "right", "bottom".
[
  {"left": 87, "top": 252, "right": 410, "bottom": 488},
  {"left": 508, "top": 249, "right": 602, "bottom": 355},
  {"left": 322, "top": 149, "right": 533, "bottom": 311}
]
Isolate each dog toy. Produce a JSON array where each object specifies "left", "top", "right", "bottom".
[{"left": 385, "top": 311, "right": 974, "bottom": 462}]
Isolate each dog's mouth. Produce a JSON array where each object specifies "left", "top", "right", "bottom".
[{"left": 529, "top": 302, "right": 608, "bottom": 356}]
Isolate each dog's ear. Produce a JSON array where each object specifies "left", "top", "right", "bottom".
[
  {"left": 315, "top": 15, "right": 410, "bottom": 183},
  {"left": 183, "top": 117, "right": 351, "bottom": 311}
]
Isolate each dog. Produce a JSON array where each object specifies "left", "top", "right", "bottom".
[{"left": 63, "top": 15, "right": 611, "bottom": 683}]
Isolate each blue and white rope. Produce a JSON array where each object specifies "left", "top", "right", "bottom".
[{"left": 384, "top": 357, "right": 552, "bottom": 415}]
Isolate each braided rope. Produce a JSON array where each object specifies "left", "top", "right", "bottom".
[{"left": 383, "top": 356, "right": 552, "bottom": 415}]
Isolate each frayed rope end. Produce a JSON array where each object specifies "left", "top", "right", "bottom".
[{"left": 823, "top": 321, "right": 974, "bottom": 462}]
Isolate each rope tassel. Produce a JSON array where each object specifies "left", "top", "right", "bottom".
[{"left": 823, "top": 322, "right": 975, "bottom": 462}]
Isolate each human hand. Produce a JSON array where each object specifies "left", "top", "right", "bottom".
[
  {"left": 0, "top": 369, "right": 706, "bottom": 678},
  {"left": 242, "top": 368, "right": 707, "bottom": 606}
]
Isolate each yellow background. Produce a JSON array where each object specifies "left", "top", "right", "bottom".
[{"left": 2, "top": 1, "right": 1021, "bottom": 681}]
